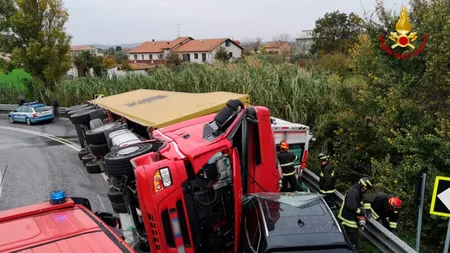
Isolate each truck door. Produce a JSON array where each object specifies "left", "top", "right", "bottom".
[{"left": 232, "top": 148, "right": 243, "bottom": 253}]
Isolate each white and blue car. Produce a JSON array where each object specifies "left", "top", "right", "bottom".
[{"left": 8, "top": 102, "right": 54, "bottom": 125}]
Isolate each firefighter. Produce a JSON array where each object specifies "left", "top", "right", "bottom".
[
  {"left": 277, "top": 140, "right": 299, "bottom": 192},
  {"left": 318, "top": 152, "right": 336, "bottom": 208},
  {"left": 338, "top": 177, "right": 373, "bottom": 250},
  {"left": 363, "top": 192, "right": 402, "bottom": 234}
]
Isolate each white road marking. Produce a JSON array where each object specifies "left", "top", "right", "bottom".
[
  {"left": 97, "top": 193, "right": 107, "bottom": 211},
  {"left": 0, "top": 126, "right": 110, "bottom": 184}
]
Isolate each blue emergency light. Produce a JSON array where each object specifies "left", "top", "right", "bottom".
[{"left": 50, "top": 190, "right": 67, "bottom": 204}]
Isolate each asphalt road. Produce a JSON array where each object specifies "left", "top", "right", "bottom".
[{"left": 0, "top": 115, "right": 113, "bottom": 214}]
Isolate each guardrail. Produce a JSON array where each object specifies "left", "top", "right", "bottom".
[
  {"left": 302, "top": 168, "right": 417, "bottom": 253},
  {"left": 0, "top": 104, "right": 68, "bottom": 113}
]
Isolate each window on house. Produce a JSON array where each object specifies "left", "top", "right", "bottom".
[
  {"left": 228, "top": 52, "right": 233, "bottom": 58},
  {"left": 225, "top": 40, "right": 230, "bottom": 47},
  {"left": 183, "top": 54, "right": 190, "bottom": 62},
  {"left": 194, "top": 53, "right": 198, "bottom": 59},
  {"left": 159, "top": 54, "right": 163, "bottom": 60},
  {"left": 202, "top": 53, "right": 206, "bottom": 62},
  {"left": 133, "top": 55, "right": 137, "bottom": 60},
  {"left": 149, "top": 54, "right": 153, "bottom": 60},
  {"left": 141, "top": 55, "right": 144, "bottom": 60}
]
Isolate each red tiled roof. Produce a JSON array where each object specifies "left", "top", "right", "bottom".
[
  {"left": 233, "top": 40, "right": 241, "bottom": 45},
  {"left": 129, "top": 62, "right": 155, "bottom": 70},
  {"left": 264, "top": 42, "right": 290, "bottom": 49},
  {"left": 173, "top": 38, "right": 229, "bottom": 53},
  {"left": 129, "top": 37, "right": 192, "bottom": 53}
]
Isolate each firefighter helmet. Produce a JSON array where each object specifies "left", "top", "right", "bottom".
[
  {"left": 358, "top": 177, "right": 373, "bottom": 189},
  {"left": 318, "top": 152, "right": 330, "bottom": 161},
  {"left": 388, "top": 197, "right": 402, "bottom": 210},
  {"left": 280, "top": 141, "right": 289, "bottom": 151}
]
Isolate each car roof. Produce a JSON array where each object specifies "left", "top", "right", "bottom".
[
  {"left": 251, "top": 192, "right": 352, "bottom": 251},
  {"left": 0, "top": 199, "right": 133, "bottom": 253}
]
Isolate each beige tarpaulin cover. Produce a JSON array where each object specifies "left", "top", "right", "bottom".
[{"left": 89, "top": 89, "right": 251, "bottom": 129}]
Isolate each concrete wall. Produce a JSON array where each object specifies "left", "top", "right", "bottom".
[{"left": 129, "top": 53, "right": 164, "bottom": 61}]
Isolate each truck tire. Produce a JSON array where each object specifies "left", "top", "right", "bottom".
[
  {"left": 104, "top": 143, "right": 154, "bottom": 178},
  {"left": 85, "top": 160, "right": 102, "bottom": 173},
  {"left": 90, "top": 143, "right": 110, "bottom": 157},
  {"left": 132, "top": 241, "right": 151, "bottom": 253},
  {"left": 67, "top": 105, "right": 95, "bottom": 118},
  {"left": 81, "top": 153, "right": 95, "bottom": 166},
  {"left": 111, "top": 202, "right": 128, "bottom": 213},
  {"left": 89, "top": 118, "right": 104, "bottom": 129},
  {"left": 78, "top": 149, "right": 90, "bottom": 160},
  {"left": 85, "top": 122, "right": 122, "bottom": 145},
  {"left": 107, "top": 187, "right": 125, "bottom": 204},
  {"left": 70, "top": 108, "right": 104, "bottom": 125},
  {"left": 68, "top": 104, "right": 90, "bottom": 111}
]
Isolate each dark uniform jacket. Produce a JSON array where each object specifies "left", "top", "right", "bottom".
[
  {"left": 319, "top": 162, "right": 335, "bottom": 194},
  {"left": 363, "top": 192, "right": 399, "bottom": 232},
  {"left": 277, "top": 151, "right": 298, "bottom": 176},
  {"left": 338, "top": 183, "right": 366, "bottom": 228}
]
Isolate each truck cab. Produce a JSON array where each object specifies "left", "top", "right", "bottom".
[{"left": 128, "top": 101, "right": 281, "bottom": 252}]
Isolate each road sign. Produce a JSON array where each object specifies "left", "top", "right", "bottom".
[
  {"left": 430, "top": 176, "right": 450, "bottom": 218},
  {"left": 92, "top": 94, "right": 105, "bottom": 99}
]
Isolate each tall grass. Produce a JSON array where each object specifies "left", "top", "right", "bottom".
[{"left": 1, "top": 56, "right": 344, "bottom": 126}]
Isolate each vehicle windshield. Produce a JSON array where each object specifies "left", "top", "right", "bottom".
[
  {"left": 35, "top": 106, "right": 52, "bottom": 112},
  {"left": 254, "top": 192, "right": 323, "bottom": 208}
]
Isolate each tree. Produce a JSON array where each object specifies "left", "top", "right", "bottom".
[
  {"left": 74, "top": 51, "right": 104, "bottom": 77},
  {"left": 164, "top": 51, "right": 182, "bottom": 67},
  {"left": 115, "top": 46, "right": 122, "bottom": 51},
  {"left": 273, "top": 33, "right": 292, "bottom": 43},
  {"left": 311, "top": 11, "right": 364, "bottom": 55},
  {"left": 0, "top": 0, "right": 72, "bottom": 91},
  {"left": 103, "top": 56, "right": 117, "bottom": 69},
  {"left": 214, "top": 46, "right": 230, "bottom": 62},
  {"left": 241, "top": 37, "right": 263, "bottom": 53}
]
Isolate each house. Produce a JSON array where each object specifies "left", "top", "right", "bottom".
[
  {"left": 128, "top": 37, "right": 243, "bottom": 65},
  {"left": 173, "top": 38, "right": 243, "bottom": 64},
  {"left": 128, "top": 37, "right": 192, "bottom": 64},
  {"left": 70, "top": 45, "right": 101, "bottom": 57},
  {"left": 295, "top": 30, "right": 314, "bottom": 54},
  {"left": 263, "top": 41, "right": 292, "bottom": 55},
  {"left": 106, "top": 63, "right": 153, "bottom": 79}
]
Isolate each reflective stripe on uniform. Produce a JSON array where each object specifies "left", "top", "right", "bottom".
[
  {"left": 389, "top": 222, "right": 397, "bottom": 229},
  {"left": 320, "top": 189, "right": 336, "bottom": 194},
  {"left": 356, "top": 208, "right": 361, "bottom": 214},
  {"left": 372, "top": 211, "right": 379, "bottom": 220},
  {"left": 338, "top": 195, "right": 359, "bottom": 229},
  {"left": 363, "top": 203, "right": 371, "bottom": 209},
  {"left": 331, "top": 170, "right": 335, "bottom": 177},
  {"left": 320, "top": 172, "right": 324, "bottom": 177},
  {"left": 280, "top": 162, "right": 294, "bottom": 167},
  {"left": 283, "top": 171, "right": 296, "bottom": 176}
]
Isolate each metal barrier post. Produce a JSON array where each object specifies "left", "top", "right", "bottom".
[
  {"left": 416, "top": 173, "right": 426, "bottom": 252},
  {"left": 444, "top": 219, "right": 450, "bottom": 253}
]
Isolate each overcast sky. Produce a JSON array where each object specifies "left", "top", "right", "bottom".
[{"left": 64, "top": 0, "right": 405, "bottom": 45}]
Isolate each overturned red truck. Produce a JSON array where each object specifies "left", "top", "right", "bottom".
[{"left": 0, "top": 92, "right": 353, "bottom": 253}]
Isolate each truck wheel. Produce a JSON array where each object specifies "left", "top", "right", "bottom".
[
  {"left": 90, "top": 143, "right": 110, "bottom": 157},
  {"left": 85, "top": 122, "right": 122, "bottom": 145},
  {"left": 132, "top": 241, "right": 151, "bottom": 253},
  {"left": 104, "top": 143, "right": 154, "bottom": 178},
  {"left": 85, "top": 160, "right": 102, "bottom": 173},
  {"left": 78, "top": 149, "right": 90, "bottom": 160},
  {"left": 81, "top": 153, "right": 95, "bottom": 166},
  {"left": 67, "top": 105, "right": 94, "bottom": 118},
  {"left": 111, "top": 202, "right": 128, "bottom": 213},
  {"left": 89, "top": 118, "right": 104, "bottom": 129},
  {"left": 70, "top": 108, "right": 105, "bottom": 125},
  {"left": 107, "top": 187, "right": 125, "bottom": 204}
]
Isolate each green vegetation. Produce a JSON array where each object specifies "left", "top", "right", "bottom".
[
  {"left": 0, "top": 0, "right": 72, "bottom": 92},
  {"left": 0, "top": 69, "right": 31, "bottom": 88}
]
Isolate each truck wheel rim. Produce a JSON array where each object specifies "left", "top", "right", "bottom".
[{"left": 117, "top": 146, "right": 140, "bottom": 155}]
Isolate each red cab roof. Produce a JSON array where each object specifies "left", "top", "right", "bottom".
[{"left": 0, "top": 199, "right": 133, "bottom": 253}]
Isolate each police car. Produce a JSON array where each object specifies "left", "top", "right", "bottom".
[{"left": 8, "top": 102, "right": 54, "bottom": 125}]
